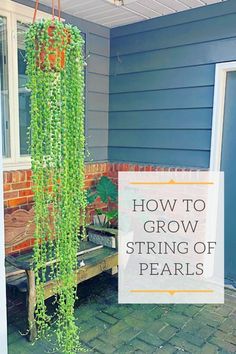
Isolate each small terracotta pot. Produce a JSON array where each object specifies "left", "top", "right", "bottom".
[{"left": 36, "top": 24, "right": 70, "bottom": 71}]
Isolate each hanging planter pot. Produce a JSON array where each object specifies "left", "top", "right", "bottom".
[
  {"left": 36, "top": 23, "right": 70, "bottom": 71},
  {"left": 32, "top": 0, "right": 71, "bottom": 71}
]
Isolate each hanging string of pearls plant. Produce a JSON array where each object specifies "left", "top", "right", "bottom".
[{"left": 25, "top": 15, "right": 86, "bottom": 353}]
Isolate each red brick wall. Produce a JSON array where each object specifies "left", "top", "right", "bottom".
[
  {"left": 107, "top": 162, "right": 190, "bottom": 183},
  {"left": 3, "top": 163, "right": 109, "bottom": 215},
  {"left": 4, "top": 170, "right": 33, "bottom": 213},
  {"left": 3, "top": 162, "right": 189, "bottom": 254}
]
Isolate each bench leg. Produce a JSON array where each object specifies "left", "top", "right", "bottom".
[
  {"left": 106, "top": 266, "right": 118, "bottom": 275},
  {"left": 26, "top": 270, "right": 37, "bottom": 342}
]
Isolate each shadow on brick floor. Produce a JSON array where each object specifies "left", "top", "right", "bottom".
[{"left": 7, "top": 274, "right": 236, "bottom": 353}]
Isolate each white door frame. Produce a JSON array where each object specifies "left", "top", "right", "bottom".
[
  {"left": 0, "top": 74, "right": 8, "bottom": 353},
  {"left": 210, "top": 61, "right": 236, "bottom": 171}
]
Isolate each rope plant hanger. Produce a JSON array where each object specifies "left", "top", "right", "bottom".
[{"left": 25, "top": 1, "right": 86, "bottom": 352}]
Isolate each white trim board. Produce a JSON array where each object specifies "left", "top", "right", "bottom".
[
  {"left": 0, "top": 66, "right": 8, "bottom": 354},
  {"left": 210, "top": 61, "right": 236, "bottom": 171}
]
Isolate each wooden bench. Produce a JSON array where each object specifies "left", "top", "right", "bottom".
[{"left": 5, "top": 208, "right": 118, "bottom": 341}]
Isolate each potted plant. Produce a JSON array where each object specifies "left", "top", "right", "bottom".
[
  {"left": 35, "top": 21, "right": 72, "bottom": 71},
  {"left": 87, "top": 176, "right": 118, "bottom": 249},
  {"left": 26, "top": 13, "right": 86, "bottom": 353}
]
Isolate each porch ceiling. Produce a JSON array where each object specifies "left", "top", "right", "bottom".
[{"left": 39, "top": 0, "right": 226, "bottom": 28}]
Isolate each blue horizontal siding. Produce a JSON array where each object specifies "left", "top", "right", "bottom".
[
  {"left": 110, "top": 37, "right": 236, "bottom": 75},
  {"left": 111, "top": 0, "right": 236, "bottom": 38},
  {"left": 110, "top": 87, "right": 214, "bottom": 111},
  {"left": 88, "top": 54, "right": 109, "bottom": 76},
  {"left": 88, "top": 73, "right": 109, "bottom": 94},
  {"left": 89, "top": 33, "right": 110, "bottom": 57},
  {"left": 109, "top": 130, "right": 211, "bottom": 150},
  {"left": 88, "top": 111, "right": 109, "bottom": 129},
  {"left": 109, "top": 0, "right": 236, "bottom": 168},
  {"left": 88, "top": 92, "right": 109, "bottom": 112},
  {"left": 87, "top": 147, "right": 108, "bottom": 162},
  {"left": 110, "top": 65, "right": 215, "bottom": 93},
  {"left": 109, "top": 109, "right": 212, "bottom": 130},
  {"left": 111, "top": 13, "right": 236, "bottom": 56},
  {"left": 108, "top": 147, "right": 210, "bottom": 168},
  {"left": 87, "top": 130, "right": 108, "bottom": 147}
]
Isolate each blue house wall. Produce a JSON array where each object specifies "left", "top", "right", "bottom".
[
  {"left": 109, "top": 0, "right": 236, "bottom": 168},
  {"left": 14, "top": 0, "right": 236, "bottom": 169}
]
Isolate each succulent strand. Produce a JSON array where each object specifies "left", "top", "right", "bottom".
[{"left": 25, "top": 19, "right": 86, "bottom": 354}]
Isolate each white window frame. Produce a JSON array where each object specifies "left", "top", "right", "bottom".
[
  {"left": 0, "top": 0, "right": 51, "bottom": 171},
  {"left": 210, "top": 61, "right": 236, "bottom": 171},
  {"left": 0, "top": 47, "right": 7, "bottom": 354}
]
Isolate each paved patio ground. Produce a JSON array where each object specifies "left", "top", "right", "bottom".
[{"left": 7, "top": 274, "right": 236, "bottom": 353}]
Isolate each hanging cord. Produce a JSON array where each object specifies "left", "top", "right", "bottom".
[
  {"left": 32, "top": 0, "right": 61, "bottom": 23},
  {"left": 33, "top": 0, "right": 39, "bottom": 23},
  {"left": 58, "top": 0, "right": 61, "bottom": 21},
  {"left": 52, "top": 0, "right": 55, "bottom": 20}
]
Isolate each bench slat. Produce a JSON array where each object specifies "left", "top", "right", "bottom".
[
  {"left": 6, "top": 246, "right": 118, "bottom": 296},
  {"left": 6, "top": 241, "right": 103, "bottom": 273},
  {"left": 44, "top": 249, "right": 118, "bottom": 299}
]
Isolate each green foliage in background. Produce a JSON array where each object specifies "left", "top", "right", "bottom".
[
  {"left": 87, "top": 176, "right": 118, "bottom": 227},
  {"left": 25, "top": 19, "right": 86, "bottom": 354},
  {"left": 87, "top": 176, "right": 118, "bottom": 204}
]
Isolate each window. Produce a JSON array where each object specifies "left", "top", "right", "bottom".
[
  {"left": 0, "top": 16, "right": 10, "bottom": 158},
  {"left": 0, "top": 1, "right": 51, "bottom": 170},
  {"left": 17, "top": 22, "right": 30, "bottom": 156},
  {"left": 0, "top": 1, "right": 86, "bottom": 170}
]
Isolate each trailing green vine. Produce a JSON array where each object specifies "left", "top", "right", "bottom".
[{"left": 25, "top": 19, "right": 86, "bottom": 353}]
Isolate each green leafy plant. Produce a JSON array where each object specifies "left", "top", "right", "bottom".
[
  {"left": 25, "top": 18, "right": 86, "bottom": 354},
  {"left": 87, "top": 176, "right": 118, "bottom": 227}
]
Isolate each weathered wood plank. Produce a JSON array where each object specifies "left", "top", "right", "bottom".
[
  {"left": 44, "top": 248, "right": 118, "bottom": 299},
  {"left": 6, "top": 239, "right": 104, "bottom": 271},
  {"left": 6, "top": 268, "right": 25, "bottom": 278},
  {"left": 4, "top": 209, "right": 35, "bottom": 247},
  {"left": 26, "top": 270, "right": 37, "bottom": 342},
  {"left": 6, "top": 241, "right": 117, "bottom": 298}
]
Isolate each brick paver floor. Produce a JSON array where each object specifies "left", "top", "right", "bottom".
[{"left": 7, "top": 274, "right": 236, "bottom": 353}]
